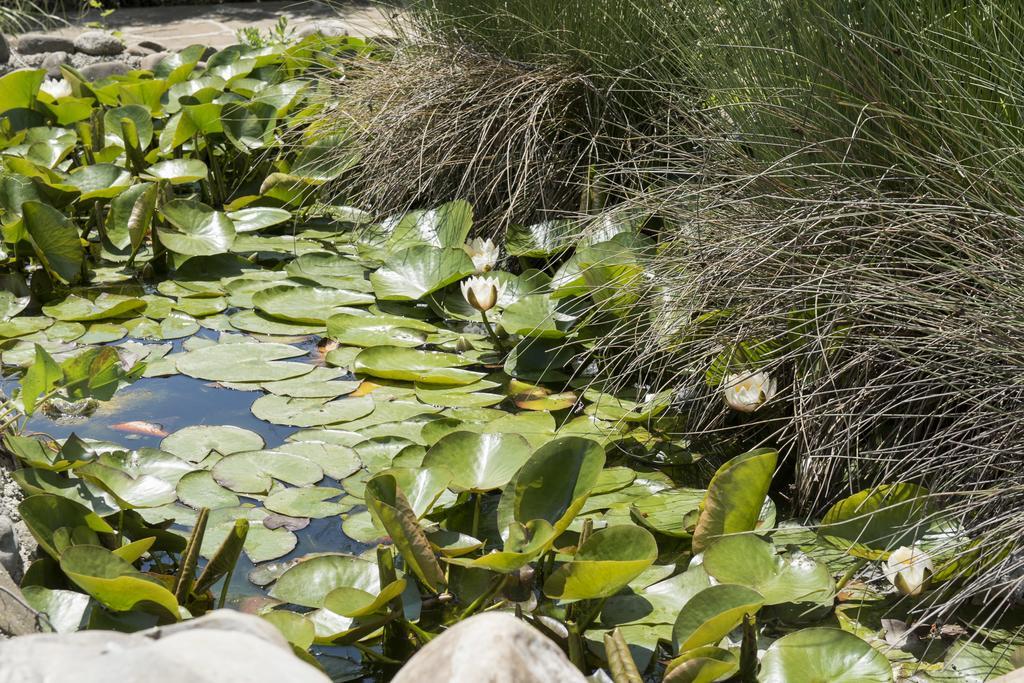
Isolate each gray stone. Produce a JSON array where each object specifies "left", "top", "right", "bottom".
[
  {"left": 140, "top": 52, "right": 168, "bottom": 72},
  {"left": 296, "top": 20, "right": 349, "bottom": 38},
  {"left": 79, "top": 61, "right": 131, "bottom": 81},
  {"left": 137, "top": 40, "right": 166, "bottom": 52},
  {"left": 0, "top": 516, "right": 22, "bottom": 584},
  {"left": 0, "top": 565, "right": 38, "bottom": 637},
  {"left": 391, "top": 612, "right": 587, "bottom": 683},
  {"left": 0, "top": 34, "right": 10, "bottom": 65},
  {"left": 41, "top": 51, "right": 71, "bottom": 79},
  {"left": 0, "top": 609, "right": 330, "bottom": 682},
  {"left": 74, "top": 30, "right": 125, "bottom": 57},
  {"left": 15, "top": 33, "right": 75, "bottom": 55},
  {"left": 128, "top": 44, "right": 157, "bottom": 57}
]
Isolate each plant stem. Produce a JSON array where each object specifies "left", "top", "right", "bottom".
[
  {"left": 471, "top": 492, "right": 481, "bottom": 539},
  {"left": 836, "top": 558, "right": 868, "bottom": 592},
  {"left": 479, "top": 310, "right": 504, "bottom": 355}
]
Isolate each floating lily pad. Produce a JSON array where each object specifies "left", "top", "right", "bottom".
[
  {"left": 544, "top": 525, "right": 658, "bottom": 601},
  {"left": 702, "top": 535, "right": 834, "bottom": 605},
  {"left": 422, "top": 431, "right": 532, "bottom": 493},
  {"left": 42, "top": 293, "right": 145, "bottom": 322},
  {"left": 758, "top": 628, "right": 893, "bottom": 683},
  {"left": 370, "top": 245, "right": 475, "bottom": 301},
  {"left": 250, "top": 395, "right": 375, "bottom": 427},
  {"left": 176, "top": 342, "right": 314, "bottom": 382},
  {"left": 201, "top": 506, "right": 297, "bottom": 563},
  {"left": 158, "top": 199, "right": 236, "bottom": 256},
  {"left": 327, "top": 313, "right": 436, "bottom": 348},
  {"left": 253, "top": 285, "right": 374, "bottom": 324},
  {"left": 270, "top": 553, "right": 389, "bottom": 609},
  {"left": 161, "top": 425, "right": 265, "bottom": 462},
  {"left": 227, "top": 310, "right": 324, "bottom": 336},
  {"left": 212, "top": 450, "right": 323, "bottom": 494},
  {"left": 353, "top": 346, "right": 484, "bottom": 386},
  {"left": 175, "top": 470, "right": 240, "bottom": 509},
  {"left": 264, "top": 486, "right": 348, "bottom": 518},
  {"left": 143, "top": 158, "right": 209, "bottom": 185},
  {"left": 275, "top": 441, "right": 362, "bottom": 480}
]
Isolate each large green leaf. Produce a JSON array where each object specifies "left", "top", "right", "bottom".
[
  {"left": 671, "top": 584, "right": 764, "bottom": 653},
  {"left": 421, "top": 431, "right": 532, "bottom": 493},
  {"left": 77, "top": 461, "right": 177, "bottom": 509},
  {"left": 663, "top": 647, "right": 738, "bottom": 683},
  {"left": 505, "top": 219, "right": 576, "bottom": 257},
  {"left": 264, "top": 486, "right": 349, "bottom": 518},
  {"left": 60, "top": 545, "right": 179, "bottom": 617},
  {"left": 327, "top": 312, "right": 436, "bottom": 348},
  {"left": 161, "top": 425, "right": 265, "bottom": 462},
  {"left": 369, "top": 245, "right": 475, "bottom": 301},
  {"left": 250, "top": 395, "right": 375, "bottom": 427},
  {"left": 818, "top": 484, "right": 931, "bottom": 560},
  {"left": 253, "top": 284, "right": 373, "bottom": 323},
  {"left": 22, "top": 201, "right": 84, "bottom": 284},
  {"left": 702, "top": 535, "right": 834, "bottom": 605},
  {"left": 505, "top": 436, "right": 605, "bottom": 534},
  {"left": 176, "top": 342, "right": 313, "bottom": 382},
  {"left": 158, "top": 199, "right": 236, "bottom": 256},
  {"left": 500, "top": 295, "right": 585, "bottom": 339},
  {"left": 758, "top": 628, "right": 893, "bottom": 683},
  {"left": 19, "top": 494, "right": 114, "bottom": 559},
  {"left": 353, "top": 346, "right": 484, "bottom": 385},
  {"left": 270, "top": 553, "right": 387, "bottom": 609},
  {"left": 212, "top": 450, "right": 323, "bottom": 494},
  {"left": 543, "top": 525, "right": 658, "bottom": 600},
  {"left": 42, "top": 293, "right": 145, "bottom": 322},
  {"left": 691, "top": 448, "right": 777, "bottom": 553},
  {"left": 364, "top": 473, "right": 447, "bottom": 592},
  {"left": 143, "top": 159, "right": 209, "bottom": 185}
]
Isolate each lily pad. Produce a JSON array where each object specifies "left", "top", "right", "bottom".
[
  {"left": 176, "top": 342, "right": 313, "bottom": 382},
  {"left": 158, "top": 199, "right": 236, "bottom": 257},
  {"left": 369, "top": 245, "right": 475, "bottom": 301},
  {"left": 353, "top": 346, "right": 484, "bottom": 386},
  {"left": 544, "top": 525, "right": 658, "bottom": 601},
  {"left": 250, "top": 395, "right": 375, "bottom": 427},
  {"left": 42, "top": 293, "right": 145, "bottom": 322},
  {"left": 702, "top": 535, "right": 834, "bottom": 605},
  {"left": 422, "top": 431, "right": 532, "bottom": 493},
  {"left": 269, "top": 553, "right": 390, "bottom": 608},
  {"left": 671, "top": 584, "right": 764, "bottom": 653},
  {"left": 253, "top": 285, "right": 374, "bottom": 324},
  {"left": 327, "top": 313, "right": 436, "bottom": 348},
  {"left": 275, "top": 441, "right": 362, "bottom": 480},
  {"left": 264, "top": 486, "right": 349, "bottom": 518},
  {"left": 212, "top": 450, "right": 323, "bottom": 494},
  {"left": 175, "top": 470, "right": 240, "bottom": 510},
  {"left": 758, "top": 628, "right": 893, "bottom": 683},
  {"left": 161, "top": 425, "right": 265, "bottom": 462}
]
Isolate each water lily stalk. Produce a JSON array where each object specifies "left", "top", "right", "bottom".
[
  {"left": 471, "top": 492, "right": 482, "bottom": 539},
  {"left": 174, "top": 507, "right": 209, "bottom": 604},
  {"left": 835, "top": 557, "right": 868, "bottom": 592},
  {"left": 604, "top": 628, "right": 642, "bottom": 683},
  {"left": 455, "top": 575, "right": 507, "bottom": 622},
  {"left": 120, "top": 117, "right": 145, "bottom": 175},
  {"left": 739, "top": 614, "right": 758, "bottom": 682},
  {"left": 479, "top": 310, "right": 504, "bottom": 355}
]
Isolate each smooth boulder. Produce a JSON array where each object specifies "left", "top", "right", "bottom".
[
  {"left": 15, "top": 33, "right": 75, "bottom": 55},
  {"left": 79, "top": 61, "right": 131, "bottom": 81},
  {"left": 391, "top": 612, "right": 587, "bottom": 683},
  {"left": 74, "top": 30, "right": 124, "bottom": 56},
  {"left": 0, "top": 515, "right": 22, "bottom": 583},
  {"left": 0, "top": 609, "right": 330, "bottom": 683},
  {"left": 0, "top": 34, "right": 10, "bottom": 65}
]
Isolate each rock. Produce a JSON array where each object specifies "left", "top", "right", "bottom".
[
  {"left": 137, "top": 40, "right": 165, "bottom": 52},
  {"left": 15, "top": 33, "right": 75, "bottom": 55},
  {"left": 0, "top": 34, "right": 10, "bottom": 65},
  {"left": 0, "top": 565, "right": 39, "bottom": 637},
  {"left": 128, "top": 44, "right": 157, "bottom": 57},
  {"left": 0, "top": 516, "right": 22, "bottom": 584},
  {"left": 994, "top": 670, "right": 1024, "bottom": 683},
  {"left": 41, "top": 51, "right": 70, "bottom": 79},
  {"left": 0, "top": 609, "right": 330, "bottom": 682},
  {"left": 296, "top": 21, "right": 349, "bottom": 38},
  {"left": 140, "top": 52, "right": 168, "bottom": 72},
  {"left": 391, "top": 612, "right": 587, "bottom": 683},
  {"left": 78, "top": 61, "right": 131, "bottom": 82},
  {"left": 74, "top": 30, "right": 125, "bottom": 57}
]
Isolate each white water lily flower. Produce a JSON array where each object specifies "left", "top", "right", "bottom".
[
  {"left": 461, "top": 275, "right": 502, "bottom": 312},
  {"left": 464, "top": 237, "right": 499, "bottom": 272},
  {"left": 39, "top": 78, "right": 72, "bottom": 100},
  {"left": 883, "top": 546, "right": 934, "bottom": 596},
  {"left": 722, "top": 370, "right": 777, "bottom": 413}
]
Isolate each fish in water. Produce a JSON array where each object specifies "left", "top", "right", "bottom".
[{"left": 110, "top": 421, "right": 169, "bottom": 437}]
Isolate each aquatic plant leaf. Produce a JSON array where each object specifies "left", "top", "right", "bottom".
[
  {"left": 176, "top": 342, "right": 313, "bottom": 382},
  {"left": 264, "top": 486, "right": 349, "bottom": 518},
  {"left": 544, "top": 525, "right": 658, "bottom": 600},
  {"left": 60, "top": 545, "right": 179, "bottom": 617},
  {"left": 250, "top": 395, "right": 375, "bottom": 427},
  {"left": 253, "top": 285, "right": 374, "bottom": 324},
  {"left": 758, "top": 628, "right": 893, "bottom": 683},
  {"left": 422, "top": 431, "right": 532, "bottom": 493},
  {"left": 691, "top": 448, "right": 777, "bottom": 553},
  {"left": 369, "top": 245, "right": 475, "bottom": 301},
  {"left": 671, "top": 584, "right": 764, "bottom": 653},
  {"left": 22, "top": 201, "right": 84, "bottom": 284},
  {"left": 702, "top": 535, "right": 834, "bottom": 605},
  {"left": 353, "top": 346, "right": 483, "bottom": 386},
  {"left": 212, "top": 451, "right": 323, "bottom": 494},
  {"left": 818, "top": 484, "right": 931, "bottom": 560},
  {"left": 161, "top": 425, "right": 265, "bottom": 463}
]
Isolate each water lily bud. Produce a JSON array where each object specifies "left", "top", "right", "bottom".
[
  {"left": 722, "top": 371, "right": 777, "bottom": 413},
  {"left": 464, "top": 237, "right": 499, "bottom": 273},
  {"left": 883, "top": 546, "right": 934, "bottom": 596},
  {"left": 460, "top": 275, "right": 501, "bottom": 313},
  {"left": 39, "top": 78, "right": 72, "bottom": 100}
]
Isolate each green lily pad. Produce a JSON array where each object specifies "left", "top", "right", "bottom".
[
  {"left": 421, "top": 431, "right": 532, "bottom": 493},
  {"left": 212, "top": 450, "right": 323, "bottom": 494},
  {"left": 327, "top": 312, "right": 436, "bottom": 348},
  {"left": 175, "top": 470, "right": 240, "bottom": 509},
  {"left": 42, "top": 293, "right": 145, "bottom": 321},
  {"left": 414, "top": 380, "right": 505, "bottom": 408},
  {"left": 269, "top": 553, "right": 390, "bottom": 608},
  {"left": 200, "top": 506, "right": 297, "bottom": 563},
  {"left": 176, "top": 342, "right": 313, "bottom": 382},
  {"left": 630, "top": 488, "right": 704, "bottom": 538},
  {"left": 671, "top": 584, "right": 764, "bottom": 653},
  {"left": 275, "top": 441, "right": 362, "bottom": 480},
  {"left": 253, "top": 285, "right": 374, "bottom": 324},
  {"left": 22, "top": 201, "right": 84, "bottom": 284},
  {"left": 77, "top": 461, "right": 177, "bottom": 509},
  {"left": 369, "top": 245, "right": 475, "bottom": 301},
  {"left": 227, "top": 207, "right": 291, "bottom": 233},
  {"left": 19, "top": 493, "right": 114, "bottom": 559},
  {"left": 264, "top": 486, "right": 349, "bottom": 518},
  {"left": 143, "top": 158, "right": 209, "bottom": 185},
  {"left": 227, "top": 310, "right": 325, "bottom": 336},
  {"left": 263, "top": 610, "right": 315, "bottom": 649},
  {"left": 500, "top": 294, "right": 583, "bottom": 339},
  {"left": 161, "top": 425, "right": 265, "bottom": 462},
  {"left": 601, "top": 566, "right": 712, "bottom": 630},
  {"left": 250, "top": 395, "right": 375, "bottom": 427},
  {"left": 544, "top": 525, "right": 658, "bottom": 601},
  {"left": 63, "top": 163, "right": 132, "bottom": 200},
  {"left": 60, "top": 545, "right": 178, "bottom": 617},
  {"left": 819, "top": 484, "right": 931, "bottom": 560},
  {"left": 158, "top": 199, "right": 236, "bottom": 256},
  {"left": 758, "top": 628, "right": 893, "bottom": 683},
  {"left": 353, "top": 346, "right": 484, "bottom": 386},
  {"left": 250, "top": 367, "right": 360, "bottom": 398},
  {"left": 692, "top": 448, "right": 777, "bottom": 553},
  {"left": 702, "top": 535, "right": 834, "bottom": 605}
]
